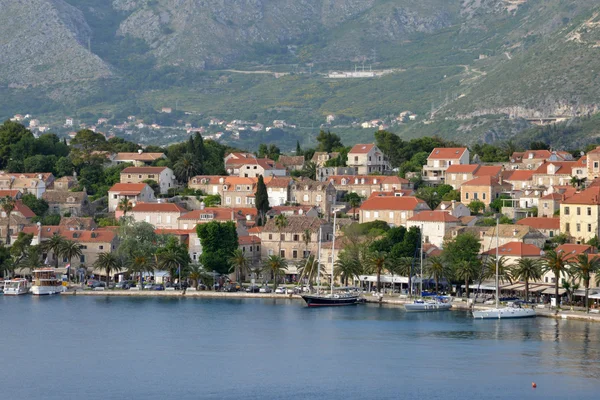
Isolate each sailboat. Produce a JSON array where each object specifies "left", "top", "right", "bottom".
[
  {"left": 472, "top": 219, "right": 536, "bottom": 319},
  {"left": 301, "top": 211, "right": 364, "bottom": 307},
  {"left": 404, "top": 224, "right": 452, "bottom": 312}
]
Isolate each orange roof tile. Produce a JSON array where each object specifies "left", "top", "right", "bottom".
[
  {"left": 349, "top": 144, "right": 375, "bottom": 154},
  {"left": 360, "top": 196, "right": 427, "bottom": 211},
  {"left": 555, "top": 244, "right": 597, "bottom": 260},
  {"left": 131, "top": 202, "right": 187, "bottom": 213},
  {"left": 482, "top": 242, "right": 542, "bottom": 257},
  {"left": 264, "top": 176, "right": 292, "bottom": 188},
  {"left": 0, "top": 190, "right": 21, "bottom": 198},
  {"left": 445, "top": 164, "right": 478, "bottom": 174},
  {"left": 534, "top": 161, "right": 577, "bottom": 175},
  {"left": 427, "top": 147, "right": 468, "bottom": 160},
  {"left": 474, "top": 165, "right": 503, "bottom": 177},
  {"left": 114, "top": 152, "right": 165, "bottom": 161},
  {"left": 108, "top": 183, "right": 149, "bottom": 194},
  {"left": 504, "top": 170, "right": 534, "bottom": 182},
  {"left": 121, "top": 167, "right": 168, "bottom": 174},
  {"left": 462, "top": 175, "right": 506, "bottom": 187},
  {"left": 14, "top": 201, "right": 35, "bottom": 218},
  {"left": 516, "top": 217, "right": 560, "bottom": 230},
  {"left": 407, "top": 211, "right": 459, "bottom": 223},
  {"left": 562, "top": 186, "right": 600, "bottom": 205},
  {"left": 368, "top": 189, "right": 415, "bottom": 199},
  {"left": 239, "top": 235, "right": 261, "bottom": 245}
]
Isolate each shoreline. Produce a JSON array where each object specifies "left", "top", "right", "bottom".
[{"left": 61, "top": 289, "right": 600, "bottom": 323}]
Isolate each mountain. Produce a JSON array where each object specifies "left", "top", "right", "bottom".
[{"left": 1, "top": 0, "right": 600, "bottom": 148}]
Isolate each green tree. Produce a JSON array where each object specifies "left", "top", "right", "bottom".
[
  {"left": 10, "top": 232, "right": 33, "bottom": 266},
  {"left": 41, "top": 234, "right": 66, "bottom": 268},
  {"left": 60, "top": 240, "right": 83, "bottom": 282},
  {"left": 490, "top": 195, "right": 511, "bottom": 213},
  {"left": 569, "top": 254, "right": 600, "bottom": 313},
  {"left": 0, "top": 196, "right": 16, "bottom": 245},
  {"left": 454, "top": 260, "right": 477, "bottom": 299},
  {"left": 274, "top": 214, "right": 288, "bottom": 254},
  {"left": 510, "top": 258, "right": 543, "bottom": 302},
  {"left": 118, "top": 198, "right": 133, "bottom": 218},
  {"left": 54, "top": 156, "right": 74, "bottom": 178},
  {"left": 542, "top": 250, "right": 570, "bottom": 307},
  {"left": 426, "top": 256, "right": 450, "bottom": 294},
  {"left": 263, "top": 255, "right": 287, "bottom": 289},
  {"left": 127, "top": 254, "right": 156, "bottom": 290},
  {"left": 228, "top": 249, "right": 249, "bottom": 283},
  {"left": 203, "top": 194, "right": 221, "bottom": 207},
  {"left": 299, "top": 254, "right": 326, "bottom": 286},
  {"left": 344, "top": 192, "right": 362, "bottom": 220},
  {"left": 483, "top": 255, "right": 513, "bottom": 284},
  {"left": 157, "top": 237, "right": 190, "bottom": 283},
  {"left": 255, "top": 175, "right": 270, "bottom": 226},
  {"left": 196, "top": 221, "right": 238, "bottom": 275},
  {"left": 334, "top": 253, "right": 360, "bottom": 286},
  {"left": 368, "top": 250, "right": 390, "bottom": 293},
  {"left": 173, "top": 153, "right": 201, "bottom": 184},
  {"left": 316, "top": 130, "right": 343, "bottom": 152},
  {"left": 20, "top": 194, "right": 49, "bottom": 217},
  {"left": 467, "top": 200, "right": 486, "bottom": 215},
  {"left": 93, "top": 252, "right": 121, "bottom": 285}
]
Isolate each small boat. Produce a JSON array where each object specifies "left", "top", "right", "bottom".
[
  {"left": 301, "top": 292, "right": 365, "bottom": 307},
  {"left": 473, "top": 301, "right": 536, "bottom": 319},
  {"left": 404, "top": 296, "right": 452, "bottom": 312},
  {"left": 30, "top": 268, "right": 66, "bottom": 295},
  {"left": 3, "top": 278, "right": 29, "bottom": 295}
]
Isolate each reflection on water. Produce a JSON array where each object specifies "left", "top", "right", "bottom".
[{"left": 1, "top": 296, "right": 599, "bottom": 400}]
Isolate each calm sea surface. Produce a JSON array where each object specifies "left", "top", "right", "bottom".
[{"left": 1, "top": 296, "right": 598, "bottom": 400}]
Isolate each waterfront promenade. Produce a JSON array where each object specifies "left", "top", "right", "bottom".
[{"left": 62, "top": 288, "right": 600, "bottom": 323}]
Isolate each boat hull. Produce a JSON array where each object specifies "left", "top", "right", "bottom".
[
  {"left": 3, "top": 288, "right": 29, "bottom": 295},
  {"left": 30, "top": 285, "right": 65, "bottom": 296},
  {"left": 404, "top": 302, "right": 452, "bottom": 312},
  {"left": 472, "top": 307, "right": 536, "bottom": 319},
  {"left": 301, "top": 294, "right": 364, "bottom": 307}
]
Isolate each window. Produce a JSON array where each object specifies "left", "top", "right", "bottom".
[
  {"left": 113, "top": 194, "right": 118, "bottom": 199},
  {"left": 354, "top": 156, "right": 358, "bottom": 162},
  {"left": 389, "top": 212, "right": 394, "bottom": 219},
  {"left": 588, "top": 207, "right": 592, "bottom": 216},
  {"left": 482, "top": 193, "right": 486, "bottom": 200},
  {"left": 565, "top": 223, "right": 570, "bottom": 232},
  {"left": 401, "top": 212, "right": 406, "bottom": 219},
  {"left": 166, "top": 216, "right": 171, "bottom": 223},
  {"left": 544, "top": 202, "right": 548, "bottom": 209},
  {"left": 145, "top": 216, "right": 150, "bottom": 223},
  {"left": 183, "top": 223, "right": 189, "bottom": 229},
  {"left": 80, "top": 255, "right": 85, "bottom": 263},
  {"left": 157, "top": 215, "right": 162, "bottom": 223},
  {"left": 127, "top": 175, "right": 131, "bottom": 178},
  {"left": 316, "top": 195, "right": 322, "bottom": 202},
  {"left": 595, "top": 162, "right": 599, "bottom": 169},
  {"left": 474, "top": 193, "right": 478, "bottom": 200},
  {"left": 235, "top": 197, "right": 241, "bottom": 205},
  {"left": 576, "top": 223, "right": 581, "bottom": 232},
  {"left": 268, "top": 249, "right": 273, "bottom": 256},
  {"left": 564, "top": 207, "right": 570, "bottom": 215},
  {"left": 365, "top": 211, "right": 371, "bottom": 218},
  {"left": 99, "top": 245, "right": 104, "bottom": 250},
  {"left": 303, "top": 194, "right": 309, "bottom": 202},
  {"left": 374, "top": 211, "right": 379, "bottom": 218},
  {"left": 293, "top": 234, "right": 299, "bottom": 241},
  {"left": 280, "top": 234, "right": 285, "bottom": 241},
  {"left": 242, "top": 247, "right": 246, "bottom": 253},
  {"left": 549, "top": 231, "right": 554, "bottom": 238},
  {"left": 588, "top": 224, "right": 592, "bottom": 233},
  {"left": 577, "top": 207, "right": 581, "bottom": 216},
  {"left": 269, "top": 234, "right": 273, "bottom": 240},
  {"left": 280, "top": 250, "right": 285, "bottom": 258},
  {"left": 465, "top": 192, "right": 469, "bottom": 199},
  {"left": 226, "top": 197, "right": 231, "bottom": 204},
  {"left": 292, "top": 250, "right": 298, "bottom": 259}
]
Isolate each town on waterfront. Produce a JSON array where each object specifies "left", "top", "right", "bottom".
[{"left": 0, "top": 121, "right": 599, "bottom": 320}]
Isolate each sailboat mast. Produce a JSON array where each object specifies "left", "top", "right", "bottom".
[
  {"left": 420, "top": 224, "right": 424, "bottom": 297},
  {"left": 330, "top": 211, "right": 337, "bottom": 296},
  {"left": 316, "top": 226, "right": 322, "bottom": 293},
  {"left": 495, "top": 218, "right": 500, "bottom": 309}
]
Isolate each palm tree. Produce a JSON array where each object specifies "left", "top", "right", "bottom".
[
  {"left": 16, "top": 245, "right": 43, "bottom": 276},
  {"left": 41, "top": 234, "right": 66, "bottom": 268},
  {"left": 302, "top": 161, "right": 317, "bottom": 180},
  {"left": 453, "top": 260, "right": 477, "bottom": 299},
  {"left": 187, "top": 263, "right": 203, "bottom": 289},
  {"left": 543, "top": 250, "right": 570, "bottom": 308},
  {"left": 158, "top": 247, "right": 187, "bottom": 284},
  {"left": 345, "top": 193, "right": 362, "bottom": 221},
  {"left": 334, "top": 253, "right": 360, "bottom": 286},
  {"left": 262, "top": 255, "right": 287, "bottom": 290},
  {"left": 510, "top": 258, "right": 543, "bottom": 302},
  {"left": 298, "top": 254, "right": 325, "bottom": 287},
  {"left": 60, "top": 240, "right": 83, "bottom": 282},
  {"left": 570, "top": 254, "right": 600, "bottom": 313},
  {"left": 387, "top": 256, "right": 412, "bottom": 295},
  {"left": 127, "top": 254, "right": 156, "bottom": 290},
  {"left": 228, "top": 249, "right": 248, "bottom": 283},
  {"left": 118, "top": 197, "right": 133, "bottom": 218},
  {"left": 426, "top": 256, "right": 450, "bottom": 294},
  {"left": 368, "top": 250, "right": 389, "bottom": 293},
  {"left": 173, "top": 153, "right": 201, "bottom": 183},
  {"left": 0, "top": 196, "right": 16, "bottom": 245},
  {"left": 301, "top": 229, "right": 311, "bottom": 258},
  {"left": 274, "top": 214, "right": 288, "bottom": 255},
  {"left": 484, "top": 255, "right": 512, "bottom": 284},
  {"left": 93, "top": 252, "right": 120, "bottom": 286},
  {"left": 562, "top": 279, "right": 579, "bottom": 305}
]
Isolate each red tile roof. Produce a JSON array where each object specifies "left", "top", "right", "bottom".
[
  {"left": 264, "top": 176, "right": 292, "bottom": 188},
  {"left": 14, "top": 201, "right": 35, "bottom": 218},
  {"left": 0, "top": 190, "right": 21, "bottom": 198},
  {"left": 534, "top": 161, "right": 577, "bottom": 175},
  {"left": 587, "top": 146, "right": 600, "bottom": 155},
  {"left": 349, "top": 144, "right": 376, "bottom": 154},
  {"left": 360, "top": 196, "right": 427, "bottom": 211},
  {"left": 516, "top": 217, "right": 560, "bottom": 230},
  {"left": 114, "top": 152, "right": 165, "bottom": 161},
  {"left": 555, "top": 244, "right": 596, "bottom": 260},
  {"left": 504, "top": 170, "right": 535, "bottom": 182},
  {"left": 445, "top": 164, "right": 479, "bottom": 174},
  {"left": 239, "top": 235, "right": 261, "bottom": 245},
  {"left": 368, "top": 189, "right": 415, "bottom": 198},
  {"left": 108, "top": 183, "right": 149, "bottom": 194},
  {"left": 510, "top": 150, "right": 551, "bottom": 162},
  {"left": 131, "top": 202, "right": 187, "bottom": 213},
  {"left": 407, "top": 211, "right": 459, "bottom": 223},
  {"left": 427, "top": 147, "right": 468, "bottom": 160},
  {"left": 247, "top": 226, "right": 262, "bottom": 234},
  {"left": 474, "top": 165, "right": 503, "bottom": 177},
  {"left": 562, "top": 186, "right": 600, "bottom": 205},
  {"left": 482, "top": 242, "right": 542, "bottom": 257},
  {"left": 462, "top": 175, "right": 506, "bottom": 187},
  {"left": 121, "top": 167, "right": 168, "bottom": 174},
  {"left": 22, "top": 226, "right": 116, "bottom": 243}
]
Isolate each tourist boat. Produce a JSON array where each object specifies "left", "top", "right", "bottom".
[
  {"left": 404, "top": 296, "right": 452, "bottom": 312},
  {"left": 30, "top": 268, "right": 65, "bottom": 295},
  {"left": 3, "top": 278, "right": 29, "bottom": 295},
  {"left": 301, "top": 212, "right": 365, "bottom": 308},
  {"left": 472, "top": 219, "right": 536, "bottom": 320}
]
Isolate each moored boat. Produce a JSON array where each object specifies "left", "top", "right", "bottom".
[
  {"left": 472, "top": 301, "right": 536, "bottom": 319},
  {"left": 404, "top": 296, "right": 452, "bottom": 312},
  {"left": 301, "top": 292, "right": 365, "bottom": 307},
  {"left": 30, "top": 268, "right": 65, "bottom": 295},
  {"left": 3, "top": 278, "right": 29, "bottom": 295}
]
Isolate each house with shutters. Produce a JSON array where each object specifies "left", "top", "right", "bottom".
[
  {"left": 42, "top": 191, "right": 90, "bottom": 217},
  {"left": 224, "top": 152, "right": 256, "bottom": 175},
  {"left": 481, "top": 242, "right": 543, "bottom": 266},
  {"left": 111, "top": 151, "right": 166, "bottom": 166},
  {"left": 460, "top": 175, "right": 511, "bottom": 208},
  {"left": 445, "top": 164, "right": 503, "bottom": 190},
  {"left": 406, "top": 211, "right": 460, "bottom": 248},
  {"left": 238, "top": 158, "right": 287, "bottom": 178},
  {"left": 127, "top": 202, "right": 188, "bottom": 229},
  {"left": 290, "top": 178, "right": 335, "bottom": 217},
  {"left": 560, "top": 186, "right": 600, "bottom": 244},
  {"left": 0, "top": 172, "right": 54, "bottom": 199},
  {"left": 346, "top": 144, "right": 390, "bottom": 175},
  {"left": 264, "top": 176, "right": 292, "bottom": 207},
  {"left": 328, "top": 175, "right": 411, "bottom": 198},
  {"left": 516, "top": 217, "right": 560, "bottom": 240},
  {"left": 508, "top": 150, "right": 573, "bottom": 170},
  {"left": 120, "top": 166, "right": 177, "bottom": 194},
  {"left": 188, "top": 176, "right": 257, "bottom": 207}
]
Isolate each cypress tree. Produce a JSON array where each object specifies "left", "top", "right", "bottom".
[
  {"left": 255, "top": 175, "right": 270, "bottom": 226},
  {"left": 296, "top": 140, "right": 302, "bottom": 156}
]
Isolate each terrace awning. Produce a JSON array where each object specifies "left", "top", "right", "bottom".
[
  {"left": 528, "top": 285, "right": 550, "bottom": 293},
  {"left": 542, "top": 288, "right": 567, "bottom": 295},
  {"left": 502, "top": 283, "right": 525, "bottom": 290}
]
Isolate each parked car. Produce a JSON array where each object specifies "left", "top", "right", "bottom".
[
  {"left": 274, "top": 287, "right": 288, "bottom": 294},
  {"left": 151, "top": 284, "right": 164, "bottom": 291},
  {"left": 223, "top": 283, "right": 240, "bottom": 292},
  {"left": 144, "top": 283, "right": 154, "bottom": 290},
  {"left": 115, "top": 281, "right": 133, "bottom": 290},
  {"left": 246, "top": 285, "right": 260, "bottom": 293},
  {"left": 91, "top": 281, "right": 107, "bottom": 289},
  {"left": 259, "top": 286, "right": 272, "bottom": 293}
]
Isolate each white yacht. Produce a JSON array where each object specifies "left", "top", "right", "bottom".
[
  {"left": 3, "top": 278, "right": 29, "bottom": 295},
  {"left": 30, "top": 268, "right": 65, "bottom": 295},
  {"left": 404, "top": 296, "right": 452, "bottom": 312},
  {"left": 472, "top": 219, "right": 536, "bottom": 320}
]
